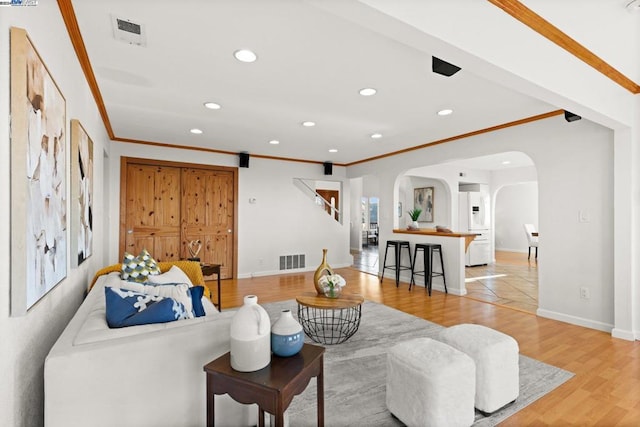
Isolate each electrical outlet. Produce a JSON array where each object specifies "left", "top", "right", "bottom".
[
  {"left": 580, "top": 287, "right": 590, "bottom": 299},
  {"left": 578, "top": 210, "right": 590, "bottom": 223}
]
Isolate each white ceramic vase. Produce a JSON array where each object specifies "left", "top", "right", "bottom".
[
  {"left": 271, "top": 309, "right": 304, "bottom": 357},
  {"left": 230, "top": 295, "right": 271, "bottom": 372},
  {"left": 409, "top": 220, "right": 419, "bottom": 230}
]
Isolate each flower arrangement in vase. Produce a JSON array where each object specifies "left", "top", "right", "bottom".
[
  {"left": 407, "top": 207, "right": 422, "bottom": 230},
  {"left": 318, "top": 273, "right": 346, "bottom": 298}
]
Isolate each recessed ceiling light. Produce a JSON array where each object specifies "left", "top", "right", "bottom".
[
  {"left": 302, "top": 121, "right": 316, "bottom": 127},
  {"left": 190, "top": 128, "right": 203, "bottom": 134},
  {"left": 370, "top": 133, "right": 383, "bottom": 139},
  {"left": 501, "top": 160, "right": 511, "bottom": 165},
  {"left": 234, "top": 49, "right": 257, "bottom": 63},
  {"left": 359, "top": 88, "right": 377, "bottom": 96},
  {"left": 329, "top": 148, "right": 338, "bottom": 153},
  {"left": 204, "top": 102, "right": 221, "bottom": 110},
  {"left": 269, "top": 140, "right": 280, "bottom": 145},
  {"left": 437, "top": 109, "right": 453, "bottom": 116}
]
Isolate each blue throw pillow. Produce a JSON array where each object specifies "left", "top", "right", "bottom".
[
  {"left": 190, "top": 286, "right": 206, "bottom": 317},
  {"left": 105, "top": 287, "right": 188, "bottom": 328},
  {"left": 138, "top": 282, "right": 204, "bottom": 317}
]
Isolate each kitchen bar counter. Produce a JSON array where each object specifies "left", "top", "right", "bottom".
[
  {"left": 385, "top": 228, "right": 476, "bottom": 296},
  {"left": 393, "top": 229, "right": 478, "bottom": 251}
]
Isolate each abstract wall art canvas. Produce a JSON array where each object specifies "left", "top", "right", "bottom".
[
  {"left": 414, "top": 187, "right": 434, "bottom": 223},
  {"left": 11, "top": 27, "right": 67, "bottom": 315},
  {"left": 71, "top": 119, "right": 93, "bottom": 266}
]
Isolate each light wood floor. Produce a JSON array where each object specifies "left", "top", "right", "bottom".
[
  {"left": 208, "top": 268, "right": 640, "bottom": 426},
  {"left": 353, "top": 247, "right": 539, "bottom": 314}
]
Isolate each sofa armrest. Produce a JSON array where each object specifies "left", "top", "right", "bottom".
[{"left": 45, "top": 313, "right": 257, "bottom": 427}]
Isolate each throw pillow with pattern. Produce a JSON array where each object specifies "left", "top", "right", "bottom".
[
  {"left": 104, "top": 287, "right": 189, "bottom": 328},
  {"left": 121, "top": 249, "right": 161, "bottom": 282}
]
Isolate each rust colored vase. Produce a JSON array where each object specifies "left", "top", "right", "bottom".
[{"left": 313, "top": 248, "right": 334, "bottom": 295}]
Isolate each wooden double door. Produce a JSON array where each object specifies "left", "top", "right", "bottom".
[{"left": 119, "top": 157, "right": 237, "bottom": 279}]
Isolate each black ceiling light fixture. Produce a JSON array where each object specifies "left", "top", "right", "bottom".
[
  {"left": 432, "top": 56, "right": 461, "bottom": 77},
  {"left": 564, "top": 110, "right": 582, "bottom": 122}
]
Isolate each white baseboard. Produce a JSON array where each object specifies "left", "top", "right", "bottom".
[
  {"left": 495, "top": 247, "right": 528, "bottom": 253},
  {"left": 536, "top": 308, "right": 615, "bottom": 335},
  {"left": 380, "top": 272, "right": 466, "bottom": 296},
  {"left": 611, "top": 328, "right": 638, "bottom": 341},
  {"left": 239, "top": 263, "right": 353, "bottom": 279}
]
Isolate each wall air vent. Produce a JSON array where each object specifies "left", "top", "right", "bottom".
[
  {"left": 279, "top": 254, "right": 306, "bottom": 271},
  {"left": 111, "top": 15, "right": 146, "bottom": 46}
]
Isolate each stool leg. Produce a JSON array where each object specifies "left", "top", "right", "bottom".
[
  {"left": 426, "top": 246, "right": 433, "bottom": 296},
  {"left": 439, "top": 248, "right": 447, "bottom": 294},
  {"left": 410, "top": 247, "right": 417, "bottom": 291},
  {"left": 381, "top": 244, "right": 390, "bottom": 283},
  {"left": 422, "top": 247, "right": 428, "bottom": 292},
  {"left": 395, "top": 245, "right": 401, "bottom": 287},
  {"left": 406, "top": 244, "right": 413, "bottom": 290}
]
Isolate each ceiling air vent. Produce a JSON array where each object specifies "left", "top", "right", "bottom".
[{"left": 111, "top": 15, "right": 146, "bottom": 46}]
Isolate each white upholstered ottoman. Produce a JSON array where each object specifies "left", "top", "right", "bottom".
[
  {"left": 386, "top": 338, "right": 476, "bottom": 427},
  {"left": 438, "top": 324, "right": 519, "bottom": 414}
]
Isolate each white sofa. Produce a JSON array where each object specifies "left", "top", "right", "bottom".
[{"left": 45, "top": 271, "right": 256, "bottom": 427}]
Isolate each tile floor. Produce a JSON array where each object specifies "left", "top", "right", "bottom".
[
  {"left": 464, "top": 252, "right": 538, "bottom": 314},
  {"left": 351, "top": 247, "right": 538, "bottom": 314},
  {"left": 351, "top": 244, "right": 379, "bottom": 276}
]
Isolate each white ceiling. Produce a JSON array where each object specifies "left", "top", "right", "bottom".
[
  {"left": 440, "top": 152, "right": 534, "bottom": 171},
  {"left": 69, "top": 0, "right": 627, "bottom": 166}
]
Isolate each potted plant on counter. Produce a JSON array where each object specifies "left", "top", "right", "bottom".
[{"left": 407, "top": 207, "right": 422, "bottom": 230}]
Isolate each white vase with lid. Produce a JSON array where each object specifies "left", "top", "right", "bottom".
[{"left": 230, "top": 295, "right": 271, "bottom": 372}]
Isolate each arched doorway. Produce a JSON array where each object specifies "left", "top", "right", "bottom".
[{"left": 464, "top": 182, "right": 539, "bottom": 313}]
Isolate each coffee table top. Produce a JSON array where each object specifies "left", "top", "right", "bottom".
[{"left": 296, "top": 291, "right": 364, "bottom": 310}]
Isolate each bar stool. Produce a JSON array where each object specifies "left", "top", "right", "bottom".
[
  {"left": 410, "top": 243, "right": 447, "bottom": 296},
  {"left": 381, "top": 240, "right": 413, "bottom": 287}
]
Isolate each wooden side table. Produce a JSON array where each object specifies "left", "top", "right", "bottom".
[
  {"left": 201, "top": 263, "right": 222, "bottom": 310},
  {"left": 203, "top": 343, "right": 325, "bottom": 427}
]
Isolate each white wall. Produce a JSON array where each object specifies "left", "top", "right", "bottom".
[
  {"left": 349, "top": 177, "right": 363, "bottom": 251},
  {"left": 349, "top": 116, "right": 615, "bottom": 334},
  {"left": 108, "top": 143, "right": 353, "bottom": 278},
  {"left": 494, "top": 182, "right": 539, "bottom": 252},
  {"left": 238, "top": 158, "right": 351, "bottom": 276},
  {"left": 0, "top": 4, "right": 110, "bottom": 427}
]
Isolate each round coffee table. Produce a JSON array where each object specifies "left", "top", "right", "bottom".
[{"left": 296, "top": 292, "right": 365, "bottom": 345}]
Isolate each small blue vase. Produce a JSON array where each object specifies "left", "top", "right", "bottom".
[{"left": 271, "top": 309, "right": 304, "bottom": 357}]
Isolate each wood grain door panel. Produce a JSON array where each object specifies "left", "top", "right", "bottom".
[
  {"left": 121, "top": 158, "right": 237, "bottom": 278},
  {"left": 124, "top": 165, "right": 181, "bottom": 261},
  {"left": 181, "top": 168, "right": 234, "bottom": 278}
]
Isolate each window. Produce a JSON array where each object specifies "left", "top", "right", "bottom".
[{"left": 361, "top": 197, "right": 379, "bottom": 229}]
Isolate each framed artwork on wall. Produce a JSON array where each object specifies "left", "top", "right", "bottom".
[
  {"left": 71, "top": 119, "right": 94, "bottom": 267},
  {"left": 414, "top": 187, "right": 434, "bottom": 223},
  {"left": 10, "top": 27, "right": 67, "bottom": 315}
]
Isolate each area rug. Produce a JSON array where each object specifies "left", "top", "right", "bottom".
[{"left": 262, "top": 300, "right": 574, "bottom": 426}]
